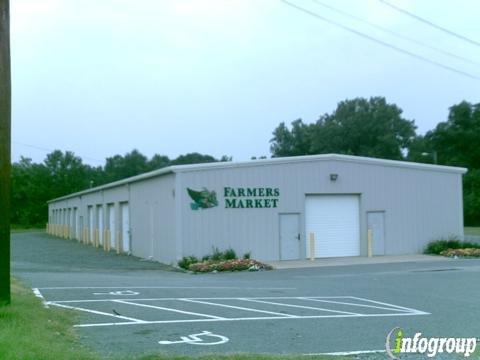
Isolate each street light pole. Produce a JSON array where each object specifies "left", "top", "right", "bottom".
[{"left": 0, "top": 0, "right": 11, "bottom": 305}]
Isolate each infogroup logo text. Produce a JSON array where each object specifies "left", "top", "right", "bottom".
[{"left": 385, "top": 327, "right": 477, "bottom": 359}]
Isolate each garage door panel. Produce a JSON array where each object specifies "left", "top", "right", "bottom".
[{"left": 305, "top": 195, "right": 360, "bottom": 258}]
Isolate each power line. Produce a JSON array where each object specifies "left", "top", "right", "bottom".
[
  {"left": 311, "top": 0, "right": 480, "bottom": 66},
  {"left": 379, "top": 0, "right": 480, "bottom": 48},
  {"left": 13, "top": 141, "right": 104, "bottom": 164},
  {"left": 280, "top": 0, "right": 480, "bottom": 80}
]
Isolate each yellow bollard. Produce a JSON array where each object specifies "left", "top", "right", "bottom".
[
  {"left": 309, "top": 233, "right": 315, "bottom": 261},
  {"left": 367, "top": 229, "right": 373, "bottom": 258},
  {"left": 116, "top": 231, "right": 121, "bottom": 254}
]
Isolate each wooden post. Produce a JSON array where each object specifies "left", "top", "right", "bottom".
[
  {"left": 367, "top": 229, "right": 373, "bottom": 258},
  {"left": 309, "top": 233, "right": 315, "bottom": 261},
  {"left": 0, "top": 0, "right": 11, "bottom": 304}
]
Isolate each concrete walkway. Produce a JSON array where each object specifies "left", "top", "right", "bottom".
[{"left": 265, "top": 254, "right": 449, "bottom": 269}]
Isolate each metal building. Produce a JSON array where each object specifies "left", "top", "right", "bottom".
[{"left": 47, "top": 154, "right": 466, "bottom": 264}]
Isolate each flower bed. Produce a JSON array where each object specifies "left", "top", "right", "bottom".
[
  {"left": 440, "top": 248, "right": 480, "bottom": 258},
  {"left": 188, "top": 258, "right": 272, "bottom": 273}
]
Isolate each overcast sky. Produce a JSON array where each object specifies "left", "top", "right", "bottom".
[{"left": 10, "top": 0, "right": 480, "bottom": 166}]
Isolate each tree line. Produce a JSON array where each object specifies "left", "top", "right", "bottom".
[
  {"left": 11, "top": 151, "right": 230, "bottom": 226},
  {"left": 12, "top": 96, "right": 479, "bottom": 227}
]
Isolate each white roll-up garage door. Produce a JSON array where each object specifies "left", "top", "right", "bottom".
[{"left": 305, "top": 195, "right": 360, "bottom": 258}]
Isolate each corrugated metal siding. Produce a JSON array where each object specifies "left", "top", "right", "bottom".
[
  {"left": 129, "top": 174, "right": 176, "bottom": 264},
  {"left": 178, "top": 160, "right": 464, "bottom": 261}
]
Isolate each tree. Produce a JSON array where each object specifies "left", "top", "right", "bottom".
[
  {"left": 311, "top": 97, "right": 416, "bottom": 159},
  {"left": 171, "top": 152, "right": 218, "bottom": 165},
  {"left": 270, "top": 97, "right": 416, "bottom": 160},
  {"left": 104, "top": 149, "right": 149, "bottom": 182},
  {"left": 0, "top": 0, "right": 10, "bottom": 305},
  {"left": 270, "top": 119, "right": 314, "bottom": 157},
  {"left": 408, "top": 101, "right": 480, "bottom": 225}
]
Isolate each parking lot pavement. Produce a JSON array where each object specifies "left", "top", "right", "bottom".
[{"left": 12, "top": 232, "right": 480, "bottom": 357}]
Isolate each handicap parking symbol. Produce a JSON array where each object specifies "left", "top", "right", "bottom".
[{"left": 159, "top": 331, "right": 229, "bottom": 346}]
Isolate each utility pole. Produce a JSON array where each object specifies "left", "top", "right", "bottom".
[{"left": 0, "top": 0, "right": 11, "bottom": 305}]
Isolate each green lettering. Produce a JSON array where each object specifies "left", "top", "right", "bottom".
[
  {"left": 246, "top": 188, "right": 256, "bottom": 197},
  {"left": 258, "top": 188, "right": 265, "bottom": 197},
  {"left": 272, "top": 199, "right": 279, "bottom": 208},
  {"left": 266, "top": 188, "right": 273, "bottom": 197},
  {"left": 237, "top": 199, "right": 245, "bottom": 208},
  {"left": 246, "top": 199, "right": 253, "bottom": 208},
  {"left": 225, "top": 199, "right": 237, "bottom": 208},
  {"left": 238, "top": 188, "right": 245, "bottom": 197},
  {"left": 274, "top": 188, "right": 280, "bottom": 196},
  {"left": 224, "top": 187, "right": 232, "bottom": 197},
  {"left": 264, "top": 199, "right": 271, "bottom": 208},
  {"left": 255, "top": 199, "right": 263, "bottom": 208}
]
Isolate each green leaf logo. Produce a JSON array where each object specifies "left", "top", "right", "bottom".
[{"left": 187, "top": 188, "right": 218, "bottom": 210}]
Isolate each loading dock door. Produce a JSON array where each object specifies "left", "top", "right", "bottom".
[
  {"left": 367, "top": 211, "right": 385, "bottom": 255},
  {"left": 120, "top": 203, "right": 130, "bottom": 253},
  {"left": 279, "top": 214, "right": 300, "bottom": 260},
  {"left": 305, "top": 195, "right": 360, "bottom": 258}
]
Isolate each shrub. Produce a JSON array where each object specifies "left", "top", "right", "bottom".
[
  {"left": 189, "top": 259, "right": 273, "bottom": 273},
  {"left": 223, "top": 248, "right": 237, "bottom": 260},
  {"left": 424, "top": 236, "right": 480, "bottom": 255},
  {"left": 243, "top": 252, "right": 251, "bottom": 259},
  {"left": 177, "top": 255, "right": 199, "bottom": 270},
  {"left": 210, "top": 247, "right": 223, "bottom": 261},
  {"left": 440, "top": 248, "right": 480, "bottom": 257}
]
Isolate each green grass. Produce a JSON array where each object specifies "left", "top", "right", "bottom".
[
  {"left": 0, "top": 279, "right": 343, "bottom": 360},
  {"left": 465, "top": 227, "right": 480, "bottom": 236},
  {"left": 0, "top": 278, "right": 98, "bottom": 360}
]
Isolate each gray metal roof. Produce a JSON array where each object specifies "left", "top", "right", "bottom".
[{"left": 48, "top": 154, "right": 467, "bottom": 203}]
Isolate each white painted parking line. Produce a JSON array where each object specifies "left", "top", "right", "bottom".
[
  {"left": 240, "top": 298, "right": 362, "bottom": 316},
  {"left": 43, "top": 295, "right": 429, "bottom": 328},
  {"left": 48, "top": 302, "right": 147, "bottom": 323},
  {"left": 299, "top": 297, "right": 411, "bottom": 313},
  {"left": 74, "top": 311, "right": 427, "bottom": 328},
  {"left": 180, "top": 298, "right": 299, "bottom": 318},
  {"left": 38, "top": 286, "right": 295, "bottom": 290},
  {"left": 348, "top": 296, "right": 430, "bottom": 314},
  {"left": 32, "top": 288, "right": 49, "bottom": 308},
  {"left": 112, "top": 300, "right": 226, "bottom": 320}
]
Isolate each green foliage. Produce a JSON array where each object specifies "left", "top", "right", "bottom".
[
  {"left": 223, "top": 248, "right": 237, "bottom": 260},
  {"left": 0, "top": 278, "right": 98, "bottom": 359},
  {"left": 243, "top": 251, "right": 251, "bottom": 259},
  {"left": 210, "top": 246, "right": 224, "bottom": 261},
  {"left": 424, "top": 237, "right": 480, "bottom": 255},
  {"left": 270, "top": 97, "right": 416, "bottom": 160},
  {"left": 11, "top": 149, "right": 230, "bottom": 227},
  {"left": 177, "top": 256, "right": 199, "bottom": 270}
]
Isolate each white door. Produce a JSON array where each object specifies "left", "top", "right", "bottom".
[
  {"left": 108, "top": 204, "right": 116, "bottom": 249},
  {"left": 97, "top": 206, "right": 104, "bottom": 245},
  {"left": 279, "top": 214, "right": 301, "bottom": 260},
  {"left": 305, "top": 195, "right": 360, "bottom": 258},
  {"left": 121, "top": 203, "right": 130, "bottom": 253},
  {"left": 368, "top": 211, "right": 385, "bottom": 255},
  {"left": 88, "top": 206, "right": 94, "bottom": 243}
]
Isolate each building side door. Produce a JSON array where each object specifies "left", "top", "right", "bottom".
[
  {"left": 367, "top": 211, "right": 385, "bottom": 256},
  {"left": 279, "top": 213, "right": 301, "bottom": 260}
]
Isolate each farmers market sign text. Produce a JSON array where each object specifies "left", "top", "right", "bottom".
[{"left": 224, "top": 187, "right": 279, "bottom": 209}]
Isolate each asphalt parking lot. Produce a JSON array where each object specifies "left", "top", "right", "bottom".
[{"left": 12, "top": 232, "right": 480, "bottom": 358}]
